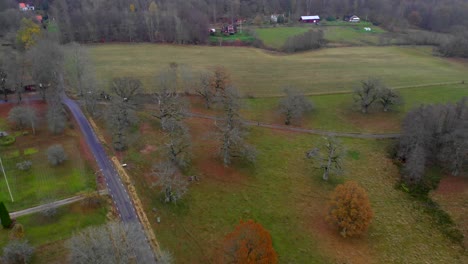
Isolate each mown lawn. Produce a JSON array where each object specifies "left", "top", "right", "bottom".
[
  {"left": 89, "top": 45, "right": 468, "bottom": 96},
  {"left": 114, "top": 112, "right": 466, "bottom": 263},
  {"left": 255, "top": 23, "right": 386, "bottom": 48},
  {"left": 0, "top": 102, "right": 96, "bottom": 212},
  {"left": 323, "top": 25, "right": 385, "bottom": 45},
  {"left": 0, "top": 203, "right": 107, "bottom": 262},
  {"left": 186, "top": 83, "right": 468, "bottom": 133},
  {"left": 255, "top": 26, "right": 310, "bottom": 49},
  {"left": 0, "top": 138, "right": 95, "bottom": 211}
]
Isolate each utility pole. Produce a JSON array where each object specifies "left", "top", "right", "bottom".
[{"left": 0, "top": 157, "right": 14, "bottom": 202}]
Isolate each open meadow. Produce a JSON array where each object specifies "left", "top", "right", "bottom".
[
  {"left": 90, "top": 45, "right": 468, "bottom": 97},
  {"left": 97, "top": 110, "right": 466, "bottom": 263},
  {"left": 255, "top": 23, "right": 386, "bottom": 49}
]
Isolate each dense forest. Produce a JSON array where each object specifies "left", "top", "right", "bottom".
[{"left": 1, "top": 0, "right": 468, "bottom": 55}]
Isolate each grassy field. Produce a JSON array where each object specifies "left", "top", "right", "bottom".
[
  {"left": 255, "top": 27, "right": 310, "bottom": 49},
  {"left": 0, "top": 102, "right": 97, "bottom": 211},
  {"left": 89, "top": 45, "right": 468, "bottom": 96},
  {"left": 186, "top": 83, "right": 468, "bottom": 133},
  {"left": 323, "top": 25, "right": 386, "bottom": 46},
  {"left": 256, "top": 24, "right": 386, "bottom": 48},
  {"left": 110, "top": 114, "right": 466, "bottom": 263},
  {"left": 0, "top": 203, "right": 107, "bottom": 263}
]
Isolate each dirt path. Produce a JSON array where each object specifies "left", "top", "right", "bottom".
[
  {"left": 187, "top": 112, "right": 401, "bottom": 139},
  {"left": 9, "top": 190, "right": 107, "bottom": 218}
]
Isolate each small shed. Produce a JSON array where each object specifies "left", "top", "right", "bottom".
[
  {"left": 300, "top": 15, "right": 320, "bottom": 24},
  {"left": 0, "top": 131, "right": 9, "bottom": 137}
]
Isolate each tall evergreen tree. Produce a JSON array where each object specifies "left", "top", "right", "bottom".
[{"left": 0, "top": 201, "right": 13, "bottom": 228}]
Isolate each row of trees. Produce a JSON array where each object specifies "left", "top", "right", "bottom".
[
  {"left": 397, "top": 98, "right": 468, "bottom": 190},
  {"left": 4, "top": 0, "right": 468, "bottom": 44}
]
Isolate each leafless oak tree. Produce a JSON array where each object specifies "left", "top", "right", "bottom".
[
  {"left": 353, "top": 77, "right": 382, "bottom": 114},
  {"left": 306, "top": 137, "right": 344, "bottom": 181},
  {"left": 279, "top": 87, "right": 314, "bottom": 125},
  {"left": 216, "top": 86, "right": 256, "bottom": 166},
  {"left": 67, "top": 222, "right": 159, "bottom": 264},
  {"left": 152, "top": 161, "right": 189, "bottom": 204}
]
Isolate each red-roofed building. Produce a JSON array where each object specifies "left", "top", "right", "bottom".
[{"left": 19, "top": 3, "right": 35, "bottom": 11}]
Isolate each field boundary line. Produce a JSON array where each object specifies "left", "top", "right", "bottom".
[
  {"left": 250, "top": 81, "right": 465, "bottom": 98},
  {"left": 187, "top": 112, "right": 400, "bottom": 139}
]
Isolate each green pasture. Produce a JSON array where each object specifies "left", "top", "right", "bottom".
[
  {"left": 255, "top": 27, "right": 310, "bottom": 49},
  {"left": 89, "top": 45, "right": 468, "bottom": 97},
  {"left": 323, "top": 25, "right": 385, "bottom": 45},
  {"left": 255, "top": 24, "right": 386, "bottom": 48},
  {"left": 0, "top": 203, "right": 107, "bottom": 249},
  {"left": 241, "top": 83, "right": 468, "bottom": 133},
  {"left": 121, "top": 116, "right": 466, "bottom": 263},
  {"left": 0, "top": 139, "right": 95, "bottom": 211}
]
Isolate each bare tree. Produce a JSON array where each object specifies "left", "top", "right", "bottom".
[
  {"left": 163, "top": 124, "right": 192, "bottom": 169},
  {"left": 67, "top": 222, "right": 157, "bottom": 264},
  {"left": 398, "top": 98, "right": 468, "bottom": 186},
  {"left": 47, "top": 144, "right": 67, "bottom": 166},
  {"left": 379, "top": 86, "right": 402, "bottom": 112},
  {"left": 65, "top": 42, "right": 98, "bottom": 115},
  {"left": 353, "top": 77, "right": 382, "bottom": 114},
  {"left": 279, "top": 87, "right": 314, "bottom": 125},
  {"left": 216, "top": 86, "right": 256, "bottom": 166},
  {"left": 111, "top": 77, "right": 143, "bottom": 104},
  {"left": 8, "top": 106, "right": 38, "bottom": 134},
  {"left": 107, "top": 77, "right": 143, "bottom": 150},
  {"left": 0, "top": 65, "right": 8, "bottom": 102},
  {"left": 3, "top": 51, "right": 25, "bottom": 103},
  {"left": 210, "top": 65, "right": 231, "bottom": 97},
  {"left": 306, "top": 137, "right": 344, "bottom": 181},
  {"left": 1, "top": 240, "right": 34, "bottom": 264},
  {"left": 152, "top": 161, "right": 189, "bottom": 204},
  {"left": 47, "top": 97, "right": 67, "bottom": 135},
  {"left": 194, "top": 71, "right": 214, "bottom": 109},
  {"left": 153, "top": 69, "right": 187, "bottom": 131},
  {"left": 28, "top": 38, "right": 64, "bottom": 101}
]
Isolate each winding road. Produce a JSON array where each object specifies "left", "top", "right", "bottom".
[{"left": 62, "top": 95, "right": 156, "bottom": 263}]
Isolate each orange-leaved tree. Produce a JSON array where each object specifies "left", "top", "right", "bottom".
[
  {"left": 327, "top": 181, "right": 373, "bottom": 237},
  {"left": 220, "top": 219, "right": 278, "bottom": 264}
]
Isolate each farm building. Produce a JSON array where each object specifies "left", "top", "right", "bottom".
[{"left": 300, "top": 15, "right": 320, "bottom": 24}]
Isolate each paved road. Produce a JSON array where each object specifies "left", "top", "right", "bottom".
[
  {"left": 187, "top": 112, "right": 401, "bottom": 139},
  {"left": 62, "top": 95, "right": 156, "bottom": 262},
  {"left": 62, "top": 96, "right": 138, "bottom": 221}
]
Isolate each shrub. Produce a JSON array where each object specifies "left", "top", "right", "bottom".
[
  {"left": 0, "top": 135, "right": 15, "bottom": 146},
  {"left": 1, "top": 240, "right": 34, "bottom": 264},
  {"left": 220, "top": 219, "right": 278, "bottom": 264},
  {"left": 326, "top": 16, "right": 336, "bottom": 22},
  {"left": 327, "top": 181, "right": 373, "bottom": 237},
  {"left": 47, "top": 144, "right": 67, "bottom": 166},
  {"left": 283, "top": 30, "right": 326, "bottom": 53},
  {"left": 9, "top": 223, "right": 25, "bottom": 240},
  {"left": 16, "top": 161, "right": 32, "bottom": 171}
]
